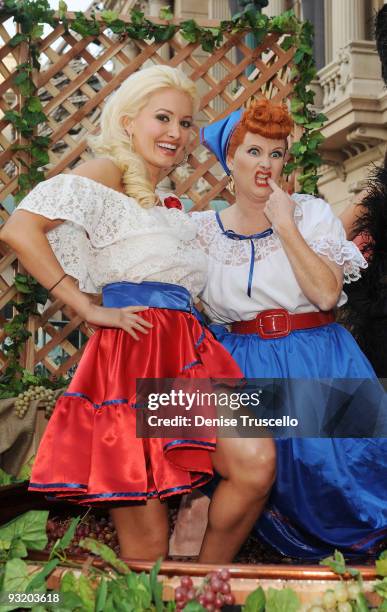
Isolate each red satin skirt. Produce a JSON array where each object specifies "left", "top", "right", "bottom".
[{"left": 28, "top": 308, "right": 242, "bottom": 504}]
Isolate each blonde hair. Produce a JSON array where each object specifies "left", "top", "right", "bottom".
[{"left": 88, "top": 65, "right": 198, "bottom": 208}]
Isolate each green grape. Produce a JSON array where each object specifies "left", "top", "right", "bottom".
[
  {"left": 335, "top": 583, "right": 348, "bottom": 603},
  {"left": 322, "top": 589, "right": 337, "bottom": 609},
  {"left": 337, "top": 602, "right": 352, "bottom": 612},
  {"left": 347, "top": 583, "right": 360, "bottom": 600}
]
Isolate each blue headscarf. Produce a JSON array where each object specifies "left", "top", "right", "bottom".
[{"left": 200, "top": 109, "right": 243, "bottom": 175}]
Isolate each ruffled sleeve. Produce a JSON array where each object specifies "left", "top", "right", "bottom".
[
  {"left": 17, "top": 174, "right": 107, "bottom": 293},
  {"left": 292, "top": 193, "right": 368, "bottom": 283}
]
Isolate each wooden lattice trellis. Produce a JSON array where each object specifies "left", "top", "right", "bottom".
[{"left": 0, "top": 12, "right": 298, "bottom": 381}]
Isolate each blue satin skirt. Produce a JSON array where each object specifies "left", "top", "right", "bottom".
[{"left": 210, "top": 322, "right": 387, "bottom": 560}]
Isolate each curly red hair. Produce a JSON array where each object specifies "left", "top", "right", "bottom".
[{"left": 228, "top": 98, "right": 293, "bottom": 158}]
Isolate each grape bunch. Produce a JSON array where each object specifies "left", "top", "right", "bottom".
[
  {"left": 14, "top": 386, "right": 57, "bottom": 419},
  {"left": 45, "top": 515, "right": 120, "bottom": 556},
  {"left": 305, "top": 581, "right": 362, "bottom": 612},
  {"left": 174, "top": 569, "right": 235, "bottom": 610}
]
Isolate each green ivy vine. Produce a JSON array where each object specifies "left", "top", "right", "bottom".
[{"left": 0, "top": 0, "right": 326, "bottom": 396}]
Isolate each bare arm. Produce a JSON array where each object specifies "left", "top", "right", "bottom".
[
  {"left": 339, "top": 189, "right": 368, "bottom": 240},
  {"left": 265, "top": 179, "right": 342, "bottom": 311},
  {"left": 0, "top": 161, "right": 152, "bottom": 338}
]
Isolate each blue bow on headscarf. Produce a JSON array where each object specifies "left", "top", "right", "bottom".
[{"left": 200, "top": 109, "right": 243, "bottom": 175}]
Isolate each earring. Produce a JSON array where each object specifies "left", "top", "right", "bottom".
[
  {"left": 228, "top": 174, "right": 235, "bottom": 195},
  {"left": 127, "top": 132, "right": 133, "bottom": 151}
]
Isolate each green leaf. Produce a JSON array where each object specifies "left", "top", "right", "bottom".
[
  {"left": 60, "top": 572, "right": 95, "bottom": 612},
  {"left": 380, "top": 550, "right": 387, "bottom": 559},
  {"left": 159, "top": 6, "right": 174, "bottom": 20},
  {"left": 265, "top": 587, "right": 300, "bottom": 612},
  {"left": 101, "top": 10, "right": 119, "bottom": 24},
  {"left": 244, "top": 585, "right": 266, "bottom": 612},
  {"left": 149, "top": 557, "right": 163, "bottom": 612},
  {"left": 353, "top": 592, "right": 370, "bottom": 612},
  {"left": 8, "top": 537, "right": 28, "bottom": 560},
  {"left": 0, "top": 467, "right": 14, "bottom": 486},
  {"left": 3, "top": 558, "right": 30, "bottom": 596},
  {"left": 0, "top": 511, "right": 48, "bottom": 553},
  {"left": 375, "top": 583, "right": 387, "bottom": 602},
  {"left": 50, "top": 516, "right": 80, "bottom": 558},
  {"left": 376, "top": 558, "right": 387, "bottom": 577},
  {"left": 26, "top": 558, "right": 60, "bottom": 590},
  {"left": 79, "top": 537, "right": 129, "bottom": 574},
  {"left": 27, "top": 97, "right": 43, "bottom": 112},
  {"left": 95, "top": 577, "right": 108, "bottom": 612},
  {"left": 59, "top": 0, "right": 68, "bottom": 19},
  {"left": 184, "top": 603, "right": 205, "bottom": 611},
  {"left": 131, "top": 9, "right": 145, "bottom": 26},
  {"left": 8, "top": 33, "right": 29, "bottom": 47},
  {"left": 31, "top": 24, "right": 44, "bottom": 40}
]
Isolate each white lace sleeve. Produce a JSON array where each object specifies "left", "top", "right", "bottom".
[
  {"left": 17, "top": 174, "right": 106, "bottom": 293},
  {"left": 293, "top": 193, "right": 368, "bottom": 283}
]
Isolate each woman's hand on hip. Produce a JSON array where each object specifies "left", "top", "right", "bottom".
[
  {"left": 264, "top": 178, "right": 296, "bottom": 233},
  {"left": 84, "top": 304, "right": 153, "bottom": 340}
]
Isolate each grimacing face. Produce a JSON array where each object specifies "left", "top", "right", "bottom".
[
  {"left": 227, "top": 131, "right": 287, "bottom": 200},
  {"left": 123, "top": 88, "right": 194, "bottom": 176}
]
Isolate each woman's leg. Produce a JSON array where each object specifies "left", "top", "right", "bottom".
[
  {"left": 110, "top": 498, "right": 169, "bottom": 561},
  {"left": 199, "top": 437, "right": 276, "bottom": 563}
]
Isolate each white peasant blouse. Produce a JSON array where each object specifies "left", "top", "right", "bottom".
[
  {"left": 191, "top": 193, "right": 368, "bottom": 325},
  {"left": 17, "top": 174, "right": 207, "bottom": 299}
]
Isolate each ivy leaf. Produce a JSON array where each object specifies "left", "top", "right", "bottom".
[
  {"left": 31, "top": 146, "right": 50, "bottom": 166},
  {"left": 31, "top": 24, "right": 44, "bottom": 40},
  {"left": 27, "top": 97, "right": 43, "bottom": 112},
  {"left": 59, "top": 0, "right": 68, "bottom": 20},
  {"left": 0, "top": 511, "right": 48, "bottom": 552},
  {"left": 79, "top": 537, "right": 129, "bottom": 574},
  {"left": 8, "top": 32, "right": 29, "bottom": 47},
  {"left": 244, "top": 585, "right": 266, "bottom": 612},
  {"left": 101, "top": 10, "right": 119, "bottom": 24},
  {"left": 265, "top": 587, "right": 300, "bottom": 612},
  {"left": 131, "top": 9, "right": 145, "bottom": 26},
  {"left": 159, "top": 6, "right": 174, "bottom": 20}
]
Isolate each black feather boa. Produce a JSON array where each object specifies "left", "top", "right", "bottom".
[{"left": 339, "top": 165, "right": 387, "bottom": 376}]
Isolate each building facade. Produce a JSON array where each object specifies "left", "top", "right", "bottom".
[{"left": 142, "top": 0, "right": 387, "bottom": 214}]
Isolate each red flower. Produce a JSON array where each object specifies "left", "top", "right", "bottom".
[{"left": 163, "top": 196, "right": 183, "bottom": 210}]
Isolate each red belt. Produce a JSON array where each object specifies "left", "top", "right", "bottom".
[{"left": 230, "top": 309, "right": 335, "bottom": 339}]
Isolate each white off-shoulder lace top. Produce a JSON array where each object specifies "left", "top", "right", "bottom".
[
  {"left": 17, "top": 174, "right": 207, "bottom": 298},
  {"left": 191, "top": 193, "right": 368, "bottom": 325}
]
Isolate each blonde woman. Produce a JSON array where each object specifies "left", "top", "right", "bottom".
[{"left": 0, "top": 66, "right": 275, "bottom": 563}]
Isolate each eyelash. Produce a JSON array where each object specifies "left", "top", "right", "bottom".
[
  {"left": 156, "top": 114, "right": 192, "bottom": 129},
  {"left": 248, "top": 148, "right": 283, "bottom": 158}
]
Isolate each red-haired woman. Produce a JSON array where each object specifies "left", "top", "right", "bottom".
[{"left": 191, "top": 98, "right": 387, "bottom": 560}]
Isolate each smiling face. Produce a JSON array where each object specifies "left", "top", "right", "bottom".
[
  {"left": 227, "top": 131, "right": 287, "bottom": 201},
  {"left": 123, "top": 87, "right": 193, "bottom": 181}
]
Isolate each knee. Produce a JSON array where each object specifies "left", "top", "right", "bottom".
[{"left": 230, "top": 439, "right": 276, "bottom": 496}]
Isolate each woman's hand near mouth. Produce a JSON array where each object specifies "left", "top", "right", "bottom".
[{"left": 263, "top": 178, "right": 296, "bottom": 233}]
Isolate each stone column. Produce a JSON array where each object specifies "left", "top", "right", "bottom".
[
  {"left": 262, "top": 0, "right": 286, "bottom": 16},
  {"left": 331, "top": 0, "right": 366, "bottom": 59}
]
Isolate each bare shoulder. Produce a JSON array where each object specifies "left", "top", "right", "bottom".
[{"left": 70, "top": 158, "right": 123, "bottom": 192}]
